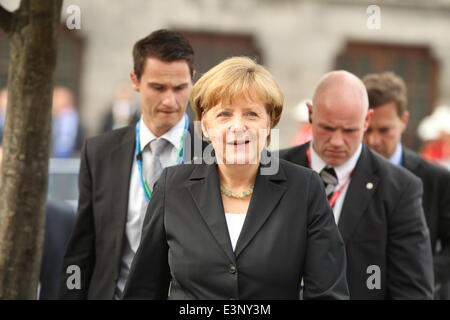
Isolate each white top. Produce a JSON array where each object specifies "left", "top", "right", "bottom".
[
  {"left": 309, "top": 143, "right": 363, "bottom": 224},
  {"left": 389, "top": 143, "right": 403, "bottom": 166},
  {"left": 225, "top": 213, "right": 247, "bottom": 251},
  {"left": 115, "top": 116, "right": 186, "bottom": 299}
]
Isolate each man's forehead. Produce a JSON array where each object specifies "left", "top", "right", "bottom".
[
  {"left": 369, "top": 111, "right": 398, "bottom": 127},
  {"left": 144, "top": 58, "right": 190, "bottom": 74},
  {"left": 143, "top": 64, "right": 192, "bottom": 87},
  {"left": 314, "top": 101, "right": 364, "bottom": 128},
  {"left": 315, "top": 98, "right": 365, "bottom": 119},
  {"left": 371, "top": 102, "right": 400, "bottom": 117}
]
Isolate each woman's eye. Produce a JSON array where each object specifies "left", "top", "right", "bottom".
[
  {"left": 217, "top": 112, "right": 231, "bottom": 117},
  {"left": 246, "top": 112, "right": 258, "bottom": 117}
]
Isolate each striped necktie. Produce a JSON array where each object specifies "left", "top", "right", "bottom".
[
  {"left": 320, "top": 166, "right": 338, "bottom": 199},
  {"left": 145, "top": 138, "right": 169, "bottom": 191}
]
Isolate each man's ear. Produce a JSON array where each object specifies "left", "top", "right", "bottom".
[
  {"left": 130, "top": 72, "right": 140, "bottom": 92},
  {"left": 306, "top": 102, "right": 313, "bottom": 124},
  {"left": 364, "top": 109, "right": 374, "bottom": 132},
  {"left": 400, "top": 111, "right": 410, "bottom": 133}
]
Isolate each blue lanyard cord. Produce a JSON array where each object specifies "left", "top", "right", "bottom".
[{"left": 135, "top": 114, "right": 190, "bottom": 202}]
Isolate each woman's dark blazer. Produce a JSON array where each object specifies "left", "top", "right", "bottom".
[{"left": 123, "top": 158, "right": 349, "bottom": 300}]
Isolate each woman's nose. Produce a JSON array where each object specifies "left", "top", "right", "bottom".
[{"left": 229, "top": 115, "right": 246, "bottom": 132}]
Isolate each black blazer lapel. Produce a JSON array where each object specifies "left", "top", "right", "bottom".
[
  {"left": 188, "top": 164, "right": 236, "bottom": 264},
  {"left": 109, "top": 127, "right": 136, "bottom": 270},
  {"left": 282, "top": 142, "right": 310, "bottom": 167},
  {"left": 338, "top": 146, "right": 380, "bottom": 240},
  {"left": 234, "top": 160, "right": 288, "bottom": 259}
]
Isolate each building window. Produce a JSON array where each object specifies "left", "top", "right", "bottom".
[{"left": 335, "top": 41, "right": 438, "bottom": 150}]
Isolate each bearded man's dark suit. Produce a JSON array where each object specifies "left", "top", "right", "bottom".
[
  {"left": 402, "top": 147, "right": 450, "bottom": 297},
  {"left": 59, "top": 121, "right": 206, "bottom": 300},
  {"left": 279, "top": 143, "right": 434, "bottom": 299}
]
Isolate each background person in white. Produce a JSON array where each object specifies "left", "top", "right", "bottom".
[{"left": 60, "top": 30, "right": 197, "bottom": 300}]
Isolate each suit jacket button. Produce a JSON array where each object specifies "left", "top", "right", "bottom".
[{"left": 229, "top": 265, "right": 237, "bottom": 274}]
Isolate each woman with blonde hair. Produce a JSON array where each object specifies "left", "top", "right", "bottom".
[{"left": 123, "top": 57, "right": 348, "bottom": 300}]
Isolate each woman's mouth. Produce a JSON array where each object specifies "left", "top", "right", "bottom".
[{"left": 226, "top": 140, "right": 250, "bottom": 146}]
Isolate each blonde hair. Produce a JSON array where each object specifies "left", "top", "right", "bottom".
[{"left": 191, "top": 57, "right": 283, "bottom": 128}]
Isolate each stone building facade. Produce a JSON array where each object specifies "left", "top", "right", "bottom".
[{"left": 1, "top": 0, "right": 450, "bottom": 149}]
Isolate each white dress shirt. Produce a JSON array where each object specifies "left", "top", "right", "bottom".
[
  {"left": 388, "top": 143, "right": 403, "bottom": 166},
  {"left": 309, "top": 143, "right": 362, "bottom": 224},
  {"left": 225, "top": 213, "right": 247, "bottom": 251},
  {"left": 115, "top": 116, "right": 186, "bottom": 298}
]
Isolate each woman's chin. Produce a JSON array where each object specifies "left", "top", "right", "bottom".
[{"left": 220, "top": 152, "right": 260, "bottom": 165}]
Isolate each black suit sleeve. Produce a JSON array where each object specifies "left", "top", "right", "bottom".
[
  {"left": 59, "top": 141, "right": 96, "bottom": 299},
  {"left": 302, "top": 172, "right": 349, "bottom": 300},
  {"left": 122, "top": 169, "right": 171, "bottom": 300},
  {"left": 434, "top": 173, "right": 450, "bottom": 285},
  {"left": 387, "top": 176, "right": 434, "bottom": 299}
]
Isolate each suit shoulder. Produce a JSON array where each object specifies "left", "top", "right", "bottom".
[
  {"left": 413, "top": 152, "right": 450, "bottom": 179},
  {"left": 163, "top": 160, "right": 316, "bottom": 183},
  {"left": 85, "top": 126, "right": 134, "bottom": 151},
  {"left": 162, "top": 163, "right": 200, "bottom": 180},
  {"left": 278, "top": 144, "right": 307, "bottom": 159},
  {"left": 370, "top": 149, "right": 422, "bottom": 188},
  {"left": 278, "top": 157, "right": 314, "bottom": 178}
]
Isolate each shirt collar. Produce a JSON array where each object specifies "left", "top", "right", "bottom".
[
  {"left": 139, "top": 115, "right": 186, "bottom": 153},
  {"left": 388, "top": 143, "right": 403, "bottom": 166},
  {"left": 310, "top": 142, "right": 363, "bottom": 183}
]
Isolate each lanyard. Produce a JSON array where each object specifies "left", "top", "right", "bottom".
[
  {"left": 306, "top": 147, "right": 353, "bottom": 208},
  {"left": 327, "top": 175, "right": 352, "bottom": 208},
  {"left": 135, "top": 113, "right": 189, "bottom": 202}
]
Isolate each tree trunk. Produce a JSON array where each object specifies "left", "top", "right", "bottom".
[{"left": 0, "top": 0, "right": 62, "bottom": 299}]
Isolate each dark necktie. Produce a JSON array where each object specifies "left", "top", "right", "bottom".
[{"left": 320, "top": 166, "right": 338, "bottom": 199}]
